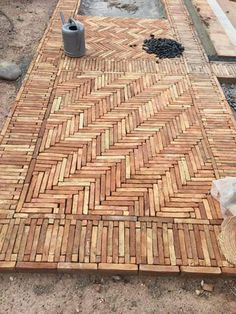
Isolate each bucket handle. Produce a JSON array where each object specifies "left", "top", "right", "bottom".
[
  {"left": 60, "top": 12, "right": 78, "bottom": 29},
  {"left": 68, "top": 18, "right": 78, "bottom": 29}
]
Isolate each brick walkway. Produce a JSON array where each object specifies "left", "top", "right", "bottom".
[{"left": 0, "top": 0, "right": 236, "bottom": 275}]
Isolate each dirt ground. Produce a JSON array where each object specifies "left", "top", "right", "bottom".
[
  {"left": 0, "top": 0, "right": 58, "bottom": 130},
  {"left": 0, "top": 1, "right": 236, "bottom": 313},
  {"left": 0, "top": 272, "right": 236, "bottom": 314}
]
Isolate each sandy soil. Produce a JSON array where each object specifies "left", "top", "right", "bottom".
[
  {"left": 0, "top": 1, "right": 236, "bottom": 313},
  {"left": 0, "top": 272, "right": 236, "bottom": 314}
]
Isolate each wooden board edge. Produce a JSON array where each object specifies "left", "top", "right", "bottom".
[
  {"left": 139, "top": 265, "right": 180, "bottom": 274},
  {"left": 57, "top": 262, "right": 97, "bottom": 271},
  {"left": 180, "top": 266, "right": 221, "bottom": 275}
]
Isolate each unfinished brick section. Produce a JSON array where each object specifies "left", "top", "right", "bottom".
[{"left": 0, "top": 0, "right": 236, "bottom": 275}]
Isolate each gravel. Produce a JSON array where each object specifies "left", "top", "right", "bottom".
[
  {"left": 221, "top": 83, "right": 236, "bottom": 112},
  {"left": 143, "top": 35, "right": 184, "bottom": 59}
]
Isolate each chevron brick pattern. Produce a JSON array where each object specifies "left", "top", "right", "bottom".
[
  {"left": 0, "top": 0, "right": 236, "bottom": 274},
  {"left": 18, "top": 72, "right": 219, "bottom": 221}
]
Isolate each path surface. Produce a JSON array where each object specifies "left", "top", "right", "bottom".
[
  {"left": 1, "top": 1, "right": 236, "bottom": 313},
  {"left": 0, "top": 0, "right": 236, "bottom": 275}
]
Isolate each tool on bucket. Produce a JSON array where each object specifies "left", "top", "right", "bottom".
[{"left": 60, "top": 12, "right": 85, "bottom": 57}]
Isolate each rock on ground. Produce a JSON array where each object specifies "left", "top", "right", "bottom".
[{"left": 0, "top": 61, "right": 22, "bottom": 80}]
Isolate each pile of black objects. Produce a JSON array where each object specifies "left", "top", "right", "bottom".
[{"left": 143, "top": 34, "right": 184, "bottom": 59}]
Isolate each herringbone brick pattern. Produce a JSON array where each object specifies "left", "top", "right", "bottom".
[{"left": 0, "top": 0, "right": 235, "bottom": 274}]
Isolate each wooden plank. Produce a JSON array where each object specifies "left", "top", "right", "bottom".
[
  {"left": 140, "top": 265, "right": 179, "bottom": 273},
  {"left": 180, "top": 266, "right": 221, "bottom": 275}
]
